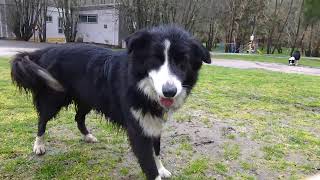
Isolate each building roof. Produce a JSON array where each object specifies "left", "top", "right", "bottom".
[
  {"left": 79, "top": 4, "right": 116, "bottom": 11},
  {"left": 0, "top": 0, "right": 14, "bottom": 5},
  {"left": 0, "top": 0, "right": 118, "bottom": 11}
]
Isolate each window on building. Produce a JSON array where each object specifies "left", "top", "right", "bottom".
[
  {"left": 46, "top": 16, "right": 52, "bottom": 23},
  {"left": 79, "top": 14, "right": 98, "bottom": 23},
  {"left": 58, "top": 17, "right": 63, "bottom": 34}
]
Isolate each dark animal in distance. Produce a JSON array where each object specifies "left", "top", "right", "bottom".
[{"left": 289, "top": 51, "right": 301, "bottom": 66}]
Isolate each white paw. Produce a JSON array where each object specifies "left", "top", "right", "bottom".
[
  {"left": 84, "top": 134, "right": 98, "bottom": 143},
  {"left": 158, "top": 167, "right": 172, "bottom": 178},
  {"left": 33, "top": 143, "right": 46, "bottom": 155},
  {"left": 155, "top": 175, "right": 162, "bottom": 180},
  {"left": 33, "top": 136, "right": 46, "bottom": 155}
]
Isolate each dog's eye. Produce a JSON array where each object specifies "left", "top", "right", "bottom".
[
  {"left": 177, "top": 62, "right": 186, "bottom": 69},
  {"left": 152, "top": 54, "right": 164, "bottom": 60},
  {"left": 174, "top": 54, "right": 189, "bottom": 61}
]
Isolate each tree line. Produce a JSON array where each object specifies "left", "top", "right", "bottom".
[
  {"left": 6, "top": 0, "right": 83, "bottom": 42},
  {"left": 5, "top": 0, "right": 320, "bottom": 57},
  {"left": 119, "top": 0, "right": 320, "bottom": 57}
]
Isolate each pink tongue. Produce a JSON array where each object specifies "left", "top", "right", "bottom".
[{"left": 160, "top": 98, "right": 174, "bottom": 107}]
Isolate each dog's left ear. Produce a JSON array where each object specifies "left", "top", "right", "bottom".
[
  {"left": 125, "top": 30, "right": 151, "bottom": 54},
  {"left": 191, "top": 40, "right": 211, "bottom": 64}
]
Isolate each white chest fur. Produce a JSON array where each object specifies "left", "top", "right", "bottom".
[{"left": 130, "top": 108, "right": 164, "bottom": 137}]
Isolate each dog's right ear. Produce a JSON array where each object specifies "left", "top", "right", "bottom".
[
  {"left": 125, "top": 31, "right": 151, "bottom": 54},
  {"left": 191, "top": 39, "right": 211, "bottom": 64}
]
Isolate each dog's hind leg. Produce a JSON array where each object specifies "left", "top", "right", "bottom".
[
  {"left": 75, "top": 105, "right": 97, "bottom": 143},
  {"left": 33, "top": 118, "right": 48, "bottom": 155},
  {"left": 33, "top": 92, "right": 70, "bottom": 155},
  {"left": 34, "top": 104, "right": 61, "bottom": 155},
  {"left": 153, "top": 137, "right": 172, "bottom": 178}
]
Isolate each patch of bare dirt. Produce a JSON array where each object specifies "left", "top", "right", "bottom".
[{"left": 112, "top": 109, "right": 270, "bottom": 179}]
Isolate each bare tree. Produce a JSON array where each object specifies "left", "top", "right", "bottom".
[
  {"left": 54, "top": 0, "right": 82, "bottom": 42},
  {"left": 265, "top": 0, "right": 285, "bottom": 54},
  {"left": 7, "top": 0, "right": 42, "bottom": 41},
  {"left": 219, "top": 0, "right": 265, "bottom": 53},
  {"left": 197, "top": 0, "right": 223, "bottom": 51},
  {"left": 118, "top": 0, "right": 203, "bottom": 33},
  {"left": 290, "top": 0, "right": 305, "bottom": 55},
  {"left": 271, "top": 0, "right": 294, "bottom": 54},
  {"left": 5, "top": 0, "right": 312, "bottom": 56},
  {"left": 38, "top": 0, "right": 48, "bottom": 42}
]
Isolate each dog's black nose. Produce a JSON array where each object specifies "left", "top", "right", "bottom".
[{"left": 162, "top": 83, "right": 177, "bottom": 98}]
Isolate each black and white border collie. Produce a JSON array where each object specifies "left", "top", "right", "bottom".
[
  {"left": 11, "top": 25, "right": 211, "bottom": 180},
  {"left": 289, "top": 51, "right": 301, "bottom": 66}
]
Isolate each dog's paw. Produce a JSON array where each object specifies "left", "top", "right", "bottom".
[
  {"left": 33, "top": 141, "right": 46, "bottom": 155},
  {"left": 84, "top": 134, "right": 98, "bottom": 143},
  {"left": 155, "top": 175, "right": 162, "bottom": 180},
  {"left": 158, "top": 167, "right": 172, "bottom": 178}
]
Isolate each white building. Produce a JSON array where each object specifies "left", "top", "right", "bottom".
[
  {"left": 42, "top": 7, "right": 66, "bottom": 43},
  {"left": 77, "top": 5, "right": 121, "bottom": 46},
  {"left": 0, "top": 0, "right": 128, "bottom": 47}
]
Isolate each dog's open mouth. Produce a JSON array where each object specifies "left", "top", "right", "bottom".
[{"left": 160, "top": 97, "right": 174, "bottom": 107}]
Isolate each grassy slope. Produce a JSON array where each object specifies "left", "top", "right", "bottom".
[
  {"left": 0, "top": 57, "right": 319, "bottom": 179},
  {"left": 213, "top": 54, "right": 320, "bottom": 68}
]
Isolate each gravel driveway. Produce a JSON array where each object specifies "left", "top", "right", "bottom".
[
  {"left": 210, "top": 59, "right": 320, "bottom": 76},
  {"left": 0, "top": 39, "right": 59, "bottom": 56}
]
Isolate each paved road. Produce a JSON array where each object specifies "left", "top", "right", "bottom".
[
  {"left": 210, "top": 59, "right": 320, "bottom": 76},
  {"left": 0, "top": 39, "right": 59, "bottom": 56}
]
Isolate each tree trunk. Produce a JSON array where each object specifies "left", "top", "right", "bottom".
[
  {"left": 225, "top": 2, "right": 236, "bottom": 53},
  {"left": 267, "top": 0, "right": 279, "bottom": 54},
  {"left": 39, "top": 0, "right": 48, "bottom": 42},
  {"left": 267, "top": 33, "right": 273, "bottom": 54},
  {"left": 10, "top": 0, "right": 41, "bottom": 41},
  {"left": 206, "top": 20, "right": 215, "bottom": 51},
  {"left": 306, "top": 23, "right": 313, "bottom": 57},
  {"left": 290, "top": 0, "right": 304, "bottom": 56},
  {"left": 136, "top": 0, "right": 143, "bottom": 29},
  {"left": 272, "top": 0, "right": 293, "bottom": 54},
  {"left": 55, "top": 0, "right": 79, "bottom": 42}
]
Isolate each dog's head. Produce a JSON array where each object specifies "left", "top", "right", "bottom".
[{"left": 126, "top": 25, "right": 211, "bottom": 110}]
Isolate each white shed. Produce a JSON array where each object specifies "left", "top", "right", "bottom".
[
  {"left": 77, "top": 5, "right": 120, "bottom": 46},
  {"left": 1, "top": 2, "right": 128, "bottom": 46},
  {"left": 44, "top": 6, "right": 66, "bottom": 43}
]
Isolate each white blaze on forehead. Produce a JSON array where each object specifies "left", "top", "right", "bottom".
[
  {"left": 164, "top": 39, "right": 170, "bottom": 62},
  {"left": 148, "top": 39, "right": 182, "bottom": 98}
]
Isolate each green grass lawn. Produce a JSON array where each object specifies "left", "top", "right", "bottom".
[
  {"left": 1, "top": 57, "right": 319, "bottom": 179},
  {"left": 213, "top": 54, "right": 320, "bottom": 68}
]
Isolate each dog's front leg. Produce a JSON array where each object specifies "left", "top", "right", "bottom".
[
  {"left": 153, "top": 137, "right": 172, "bottom": 178},
  {"left": 127, "top": 126, "right": 160, "bottom": 180}
]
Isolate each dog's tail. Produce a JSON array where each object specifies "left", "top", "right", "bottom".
[{"left": 10, "top": 52, "right": 64, "bottom": 93}]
